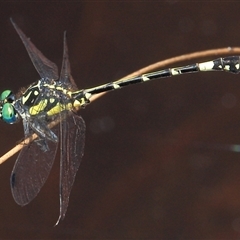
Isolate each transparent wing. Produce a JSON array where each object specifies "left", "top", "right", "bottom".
[
  {"left": 54, "top": 34, "right": 85, "bottom": 224},
  {"left": 10, "top": 126, "right": 58, "bottom": 206},
  {"left": 59, "top": 32, "right": 78, "bottom": 91},
  {"left": 56, "top": 112, "right": 85, "bottom": 224},
  {"left": 11, "top": 18, "right": 59, "bottom": 80}
]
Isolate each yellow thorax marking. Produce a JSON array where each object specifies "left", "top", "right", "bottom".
[
  {"left": 29, "top": 99, "right": 48, "bottom": 115},
  {"left": 22, "top": 90, "right": 35, "bottom": 105},
  {"left": 47, "top": 102, "right": 73, "bottom": 116}
]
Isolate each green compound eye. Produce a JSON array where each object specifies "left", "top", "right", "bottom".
[
  {"left": 0, "top": 90, "right": 12, "bottom": 101},
  {"left": 0, "top": 90, "right": 15, "bottom": 103},
  {"left": 1, "top": 103, "right": 18, "bottom": 124}
]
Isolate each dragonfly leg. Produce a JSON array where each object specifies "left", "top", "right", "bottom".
[
  {"left": 30, "top": 115, "right": 58, "bottom": 143},
  {"left": 34, "top": 138, "right": 50, "bottom": 152}
]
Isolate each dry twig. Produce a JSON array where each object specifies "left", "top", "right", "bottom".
[{"left": 1, "top": 47, "right": 240, "bottom": 164}]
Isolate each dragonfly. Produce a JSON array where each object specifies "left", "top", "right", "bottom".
[{"left": 1, "top": 19, "right": 240, "bottom": 225}]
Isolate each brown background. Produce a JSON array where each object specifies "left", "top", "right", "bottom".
[{"left": 0, "top": 1, "right": 240, "bottom": 239}]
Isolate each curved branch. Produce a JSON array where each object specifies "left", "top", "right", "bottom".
[{"left": 1, "top": 47, "right": 240, "bottom": 164}]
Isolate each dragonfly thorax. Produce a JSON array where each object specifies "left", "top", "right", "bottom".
[{"left": 13, "top": 79, "right": 75, "bottom": 120}]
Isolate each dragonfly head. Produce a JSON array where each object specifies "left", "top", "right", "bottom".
[{"left": 0, "top": 90, "right": 19, "bottom": 124}]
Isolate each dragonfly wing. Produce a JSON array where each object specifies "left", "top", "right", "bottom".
[
  {"left": 54, "top": 35, "right": 85, "bottom": 224},
  {"left": 10, "top": 18, "right": 59, "bottom": 80},
  {"left": 56, "top": 112, "right": 85, "bottom": 224},
  {"left": 59, "top": 32, "right": 78, "bottom": 91},
  {"left": 10, "top": 126, "right": 58, "bottom": 206}
]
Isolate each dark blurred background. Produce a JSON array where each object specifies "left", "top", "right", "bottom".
[{"left": 1, "top": 1, "right": 240, "bottom": 239}]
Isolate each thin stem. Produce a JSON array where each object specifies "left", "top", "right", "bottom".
[{"left": 1, "top": 47, "right": 240, "bottom": 164}]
